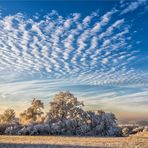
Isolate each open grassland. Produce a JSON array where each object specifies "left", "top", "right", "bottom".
[{"left": 0, "top": 132, "right": 148, "bottom": 148}]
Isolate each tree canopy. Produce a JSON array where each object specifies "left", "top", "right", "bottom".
[
  {"left": 45, "top": 91, "right": 84, "bottom": 123},
  {"left": 0, "top": 109, "right": 15, "bottom": 125},
  {"left": 19, "top": 99, "right": 44, "bottom": 125}
]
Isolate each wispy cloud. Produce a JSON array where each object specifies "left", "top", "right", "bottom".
[
  {"left": 84, "top": 86, "right": 148, "bottom": 113},
  {"left": 121, "top": 0, "right": 148, "bottom": 14}
]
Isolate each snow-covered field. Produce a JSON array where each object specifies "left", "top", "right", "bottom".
[{"left": 0, "top": 132, "right": 148, "bottom": 148}]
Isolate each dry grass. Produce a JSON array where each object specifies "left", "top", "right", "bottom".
[{"left": 0, "top": 132, "right": 148, "bottom": 148}]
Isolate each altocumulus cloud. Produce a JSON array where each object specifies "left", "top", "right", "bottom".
[
  {"left": 0, "top": 9, "right": 148, "bottom": 86},
  {"left": 0, "top": 2, "right": 148, "bottom": 116}
]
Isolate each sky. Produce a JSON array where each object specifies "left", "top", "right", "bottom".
[{"left": 0, "top": 0, "right": 148, "bottom": 120}]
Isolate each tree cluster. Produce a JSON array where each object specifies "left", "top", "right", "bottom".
[{"left": 0, "top": 91, "right": 122, "bottom": 136}]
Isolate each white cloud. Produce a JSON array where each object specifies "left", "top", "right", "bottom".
[
  {"left": 121, "top": 0, "right": 147, "bottom": 14},
  {"left": 0, "top": 9, "right": 147, "bottom": 87},
  {"left": 92, "top": 23, "right": 101, "bottom": 32}
]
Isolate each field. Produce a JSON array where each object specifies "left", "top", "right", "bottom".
[{"left": 0, "top": 132, "right": 148, "bottom": 148}]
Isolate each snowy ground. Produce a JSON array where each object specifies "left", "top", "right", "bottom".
[{"left": 0, "top": 132, "right": 148, "bottom": 148}]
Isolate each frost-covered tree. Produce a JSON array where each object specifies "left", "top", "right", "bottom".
[
  {"left": 0, "top": 109, "right": 15, "bottom": 125},
  {"left": 45, "top": 91, "right": 84, "bottom": 123},
  {"left": 19, "top": 99, "right": 44, "bottom": 125},
  {"left": 0, "top": 109, "right": 16, "bottom": 134},
  {"left": 45, "top": 91, "right": 121, "bottom": 136}
]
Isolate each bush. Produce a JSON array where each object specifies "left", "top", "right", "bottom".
[
  {"left": 143, "top": 126, "right": 148, "bottom": 132},
  {"left": 131, "top": 127, "right": 144, "bottom": 134},
  {"left": 5, "top": 124, "right": 22, "bottom": 135},
  {"left": 122, "top": 127, "right": 130, "bottom": 136}
]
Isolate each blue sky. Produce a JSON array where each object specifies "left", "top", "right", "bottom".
[{"left": 0, "top": 0, "right": 148, "bottom": 120}]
